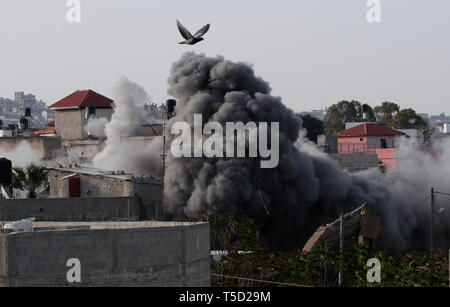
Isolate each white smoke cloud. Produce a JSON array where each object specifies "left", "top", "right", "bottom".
[
  {"left": 0, "top": 141, "right": 43, "bottom": 167},
  {"left": 84, "top": 117, "right": 108, "bottom": 139},
  {"left": 92, "top": 76, "right": 163, "bottom": 174}
]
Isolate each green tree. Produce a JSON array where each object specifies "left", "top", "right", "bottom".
[
  {"left": 373, "top": 102, "right": 400, "bottom": 125},
  {"left": 389, "top": 108, "right": 428, "bottom": 130},
  {"left": 12, "top": 163, "right": 48, "bottom": 199},
  {"left": 323, "top": 100, "right": 361, "bottom": 134},
  {"left": 361, "top": 104, "right": 377, "bottom": 122},
  {"left": 299, "top": 114, "right": 324, "bottom": 143}
]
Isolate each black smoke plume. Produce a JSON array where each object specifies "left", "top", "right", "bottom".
[{"left": 163, "top": 52, "right": 449, "bottom": 252}]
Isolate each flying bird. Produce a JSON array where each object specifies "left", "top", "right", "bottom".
[{"left": 177, "top": 20, "right": 210, "bottom": 45}]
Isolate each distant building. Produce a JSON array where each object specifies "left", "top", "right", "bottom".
[
  {"left": 335, "top": 123, "right": 405, "bottom": 153},
  {"left": 334, "top": 123, "right": 406, "bottom": 171},
  {"left": 30, "top": 121, "right": 56, "bottom": 137},
  {"left": 49, "top": 90, "right": 114, "bottom": 143},
  {"left": 397, "top": 129, "right": 425, "bottom": 148}
]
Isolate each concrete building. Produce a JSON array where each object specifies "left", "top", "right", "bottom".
[
  {"left": 334, "top": 123, "right": 406, "bottom": 171},
  {"left": 48, "top": 166, "right": 162, "bottom": 220},
  {"left": 335, "top": 123, "right": 405, "bottom": 154},
  {"left": 49, "top": 90, "right": 114, "bottom": 143},
  {"left": 66, "top": 139, "right": 105, "bottom": 161},
  {"left": 0, "top": 221, "right": 210, "bottom": 287},
  {"left": 30, "top": 121, "right": 56, "bottom": 137},
  {"left": 317, "top": 134, "right": 337, "bottom": 153},
  {"left": 397, "top": 129, "right": 425, "bottom": 148}
]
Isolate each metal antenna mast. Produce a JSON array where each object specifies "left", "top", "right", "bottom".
[
  {"left": 431, "top": 187, "right": 435, "bottom": 258},
  {"left": 160, "top": 108, "right": 167, "bottom": 220},
  {"left": 338, "top": 211, "right": 344, "bottom": 286}
]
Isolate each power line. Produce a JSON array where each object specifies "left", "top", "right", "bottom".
[
  {"left": 435, "top": 191, "right": 450, "bottom": 197},
  {"left": 385, "top": 194, "right": 430, "bottom": 222}
]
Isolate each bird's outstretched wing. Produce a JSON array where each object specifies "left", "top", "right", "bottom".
[
  {"left": 194, "top": 24, "right": 210, "bottom": 38},
  {"left": 177, "top": 20, "right": 194, "bottom": 40}
]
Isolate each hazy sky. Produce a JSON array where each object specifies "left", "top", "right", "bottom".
[{"left": 0, "top": 0, "right": 449, "bottom": 115}]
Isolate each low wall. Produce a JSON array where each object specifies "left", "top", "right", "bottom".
[
  {"left": 329, "top": 153, "right": 380, "bottom": 173},
  {"left": 0, "top": 197, "right": 140, "bottom": 221},
  {"left": 0, "top": 221, "right": 210, "bottom": 287}
]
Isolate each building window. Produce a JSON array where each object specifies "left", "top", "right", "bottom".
[
  {"left": 360, "top": 138, "right": 363, "bottom": 142},
  {"left": 380, "top": 139, "right": 387, "bottom": 149}
]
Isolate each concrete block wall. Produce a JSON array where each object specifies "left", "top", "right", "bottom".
[
  {"left": 48, "top": 170, "right": 162, "bottom": 220},
  {"left": 0, "top": 197, "right": 140, "bottom": 221},
  {"left": 55, "top": 109, "right": 84, "bottom": 142},
  {"left": 0, "top": 222, "right": 210, "bottom": 287},
  {"left": 329, "top": 153, "right": 380, "bottom": 173}
]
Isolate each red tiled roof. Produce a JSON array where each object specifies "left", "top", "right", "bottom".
[
  {"left": 30, "top": 126, "right": 56, "bottom": 136},
  {"left": 49, "top": 90, "right": 113, "bottom": 109},
  {"left": 334, "top": 123, "right": 406, "bottom": 137}
]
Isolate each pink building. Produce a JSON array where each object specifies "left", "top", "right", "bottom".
[{"left": 334, "top": 123, "right": 406, "bottom": 171}]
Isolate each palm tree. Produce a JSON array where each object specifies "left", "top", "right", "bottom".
[{"left": 12, "top": 164, "right": 48, "bottom": 198}]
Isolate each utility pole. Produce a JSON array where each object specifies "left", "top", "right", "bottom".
[
  {"left": 160, "top": 109, "right": 167, "bottom": 221},
  {"left": 338, "top": 211, "right": 344, "bottom": 287},
  {"left": 431, "top": 187, "right": 435, "bottom": 258}
]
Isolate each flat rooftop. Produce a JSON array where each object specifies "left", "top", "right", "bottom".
[
  {"left": 1, "top": 221, "right": 207, "bottom": 233},
  {"left": 49, "top": 165, "right": 162, "bottom": 184}
]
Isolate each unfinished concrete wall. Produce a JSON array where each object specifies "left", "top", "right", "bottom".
[
  {"left": 49, "top": 171, "right": 131, "bottom": 198},
  {"left": 0, "top": 222, "right": 210, "bottom": 287},
  {"left": 79, "top": 174, "right": 131, "bottom": 198},
  {"left": 55, "top": 108, "right": 113, "bottom": 142},
  {"left": 67, "top": 140, "right": 105, "bottom": 160},
  {"left": 55, "top": 109, "right": 84, "bottom": 142},
  {"left": 0, "top": 235, "right": 7, "bottom": 285},
  {"left": 132, "top": 182, "right": 162, "bottom": 220},
  {"left": 0, "top": 197, "right": 140, "bottom": 221},
  {"left": 48, "top": 171, "right": 162, "bottom": 220},
  {"left": 329, "top": 153, "right": 380, "bottom": 173}
]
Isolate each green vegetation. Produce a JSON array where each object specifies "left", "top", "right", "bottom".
[
  {"left": 323, "top": 100, "right": 428, "bottom": 134},
  {"left": 208, "top": 214, "right": 449, "bottom": 287},
  {"left": 374, "top": 101, "right": 400, "bottom": 125},
  {"left": 12, "top": 163, "right": 48, "bottom": 199},
  {"left": 323, "top": 100, "right": 362, "bottom": 134},
  {"left": 390, "top": 108, "right": 428, "bottom": 130}
]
